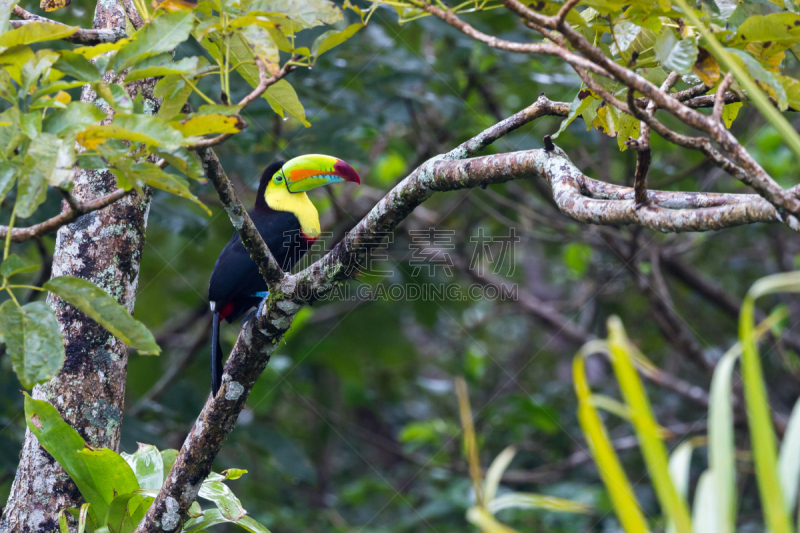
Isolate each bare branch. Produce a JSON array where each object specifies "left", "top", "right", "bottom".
[
  {"left": 0, "top": 189, "right": 130, "bottom": 243},
  {"left": 189, "top": 60, "right": 296, "bottom": 149},
  {"left": 713, "top": 73, "right": 735, "bottom": 121},
  {"left": 633, "top": 72, "right": 679, "bottom": 207}
]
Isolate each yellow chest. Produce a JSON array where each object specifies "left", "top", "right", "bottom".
[{"left": 265, "top": 181, "right": 321, "bottom": 238}]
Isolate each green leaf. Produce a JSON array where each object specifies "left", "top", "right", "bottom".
[
  {"left": 79, "top": 114, "right": 186, "bottom": 150},
  {"left": 20, "top": 50, "right": 59, "bottom": 96},
  {"left": 572, "top": 341, "right": 648, "bottom": 532},
  {"left": 58, "top": 511, "right": 69, "bottom": 533},
  {"left": 199, "top": 472, "right": 247, "bottom": 520},
  {"left": 738, "top": 272, "right": 800, "bottom": 533},
  {"left": 0, "top": 22, "right": 78, "bottom": 51},
  {"left": 222, "top": 468, "right": 248, "bottom": 480},
  {"left": 722, "top": 102, "right": 743, "bottom": 128},
  {"left": 24, "top": 394, "right": 107, "bottom": 523},
  {"left": 43, "top": 101, "right": 106, "bottom": 137},
  {"left": 160, "top": 449, "right": 178, "bottom": 482},
  {"left": 44, "top": 275, "right": 161, "bottom": 355},
  {"left": 105, "top": 490, "right": 154, "bottom": 533},
  {"left": 617, "top": 112, "right": 641, "bottom": 151},
  {"left": 311, "top": 22, "right": 363, "bottom": 57},
  {"left": 676, "top": 0, "right": 800, "bottom": 161},
  {"left": 708, "top": 342, "right": 742, "bottom": 533},
  {"left": 172, "top": 113, "right": 245, "bottom": 137},
  {"left": 654, "top": 30, "right": 698, "bottom": 75},
  {"left": 126, "top": 54, "right": 208, "bottom": 83},
  {"left": 111, "top": 162, "right": 211, "bottom": 215},
  {"left": 0, "top": 44, "right": 34, "bottom": 84},
  {"left": 0, "top": 161, "right": 16, "bottom": 204},
  {"left": 552, "top": 89, "right": 595, "bottom": 139},
  {"left": 154, "top": 148, "right": 204, "bottom": 180},
  {"left": 0, "top": 253, "right": 39, "bottom": 277},
  {"left": 240, "top": 24, "right": 279, "bottom": 67},
  {"left": 16, "top": 163, "right": 48, "bottom": 219},
  {"left": 727, "top": 47, "right": 788, "bottom": 110},
  {"left": 247, "top": 0, "right": 341, "bottom": 28},
  {"left": 121, "top": 443, "right": 164, "bottom": 490},
  {"left": 733, "top": 13, "right": 800, "bottom": 47},
  {"left": 0, "top": 300, "right": 65, "bottom": 389},
  {"left": 778, "top": 74, "right": 800, "bottom": 110},
  {"left": 112, "top": 11, "right": 195, "bottom": 72},
  {"left": 53, "top": 51, "right": 102, "bottom": 82},
  {"left": 24, "top": 131, "right": 76, "bottom": 188},
  {"left": 487, "top": 492, "right": 592, "bottom": 514},
  {"left": 612, "top": 20, "right": 642, "bottom": 56},
  {"left": 483, "top": 446, "right": 516, "bottom": 504},
  {"left": 184, "top": 509, "right": 272, "bottom": 533},
  {"left": 606, "top": 317, "right": 692, "bottom": 533},
  {"left": 779, "top": 396, "right": 800, "bottom": 513},
  {"left": 155, "top": 76, "right": 192, "bottom": 120},
  {"left": 264, "top": 80, "right": 309, "bottom": 127}
]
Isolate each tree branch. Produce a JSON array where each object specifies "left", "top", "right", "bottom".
[
  {"left": 11, "top": 7, "right": 126, "bottom": 44},
  {"left": 0, "top": 189, "right": 131, "bottom": 243}
]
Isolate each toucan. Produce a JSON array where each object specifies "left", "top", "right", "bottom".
[{"left": 208, "top": 154, "right": 361, "bottom": 396}]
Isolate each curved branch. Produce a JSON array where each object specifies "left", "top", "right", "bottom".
[{"left": 0, "top": 188, "right": 130, "bottom": 243}]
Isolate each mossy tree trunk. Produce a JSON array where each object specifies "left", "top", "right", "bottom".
[{"left": 0, "top": 0, "right": 156, "bottom": 529}]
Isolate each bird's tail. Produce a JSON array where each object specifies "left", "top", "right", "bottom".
[{"left": 211, "top": 310, "right": 223, "bottom": 396}]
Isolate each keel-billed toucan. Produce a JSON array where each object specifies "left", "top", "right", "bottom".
[{"left": 208, "top": 155, "right": 360, "bottom": 396}]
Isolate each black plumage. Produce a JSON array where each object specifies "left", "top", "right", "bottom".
[{"left": 207, "top": 161, "right": 312, "bottom": 395}]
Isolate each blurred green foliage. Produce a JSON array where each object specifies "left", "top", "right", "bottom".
[{"left": 2, "top": 0, "right": 800, "bottom": 530}]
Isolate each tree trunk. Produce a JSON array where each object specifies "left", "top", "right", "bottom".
[{"left": 0, "top": 1, "right": 156, "bottom": 530}]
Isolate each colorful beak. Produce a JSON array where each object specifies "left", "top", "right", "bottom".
[{"left": 280, "top": 154, "right": 361, "bottom": 193}]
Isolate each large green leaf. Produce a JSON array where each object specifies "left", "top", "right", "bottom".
[
  {"left": 311, "top": 22, "right": 363, "bottom": 58},
  {"left": 44, "top": 275, "right": 161, "bottom": 355},
  {"left": 184, "top": 509, "right": 272, "bottom": 533},
  {"left": 24, "top": 394, "right": 108, "bottom": 523},
  {"left": 43, "top": 101, "right": 106, "bottom": 137},
  {"left": 125, "top": 54, "right": 208, "bottom": 83},
  {"left": 733, "top": 13, "right": 800, "bottom": 47},
  {"left": 78, "top": 447, "right": 140, "bottom": 509},
  {"left": 654, "top": 30, "right": 698, "bottom": 75},
  {"left": 0, "top": 300, "right": 65, "bottom": 389},
  {"left": 738, "top": 272, "right": 800, "bottom": 533},
  {"left": 0, "top": 22, "right": 78, "bottom": 51},
  {"left": 264, "top": 80, "right": 309, "bottom": 127},
  {"left": 248, "top": 0, "right": 341, "bottom": 28},
  {"left": 104, "top": 491, "right": 154, "bottom": 533},
  {"left": 199, "top": 472, "right": 247, "bottom": 520},
  {"left": 121, "top": 443, "right": 164, "bottom": 490},
  {"left": 0, "top": 161, "right": 17, "bottom": 204},
  {"left": 79, "top": 114, "right": 185, "bottom": 150},
  {"left": 24, "top": 131, "right": 76, "bottom": 188},
  {"left": 112, "top": 11, "right": 195, "bottom": 72},
  {"left": 0, "top": 253, "right": 38, "bottom": 278},
  {"left": 111, "top": 161, "right": 211, "bottom": 215},
  {"left": 53, "top": 51, "right": 102, "bottom": 82},
  {"left": 726, "top": 47, "right": 788, "bottom": 110}
]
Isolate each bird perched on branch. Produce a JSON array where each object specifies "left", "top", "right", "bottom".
[{"left": 208, "top": 155, "right": 361, "bottom": 396}]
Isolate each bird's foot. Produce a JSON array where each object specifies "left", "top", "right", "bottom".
[{"left": 254, "top": 291, "right": 270, "bottom": 319}]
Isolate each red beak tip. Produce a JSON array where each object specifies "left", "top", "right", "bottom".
[{"left": 334, "top": 159, "right": 361, "bottom": 185}]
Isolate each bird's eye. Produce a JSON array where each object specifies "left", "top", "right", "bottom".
[{"left": 274, "top": 174, "right": 284, "bottom": 183}]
